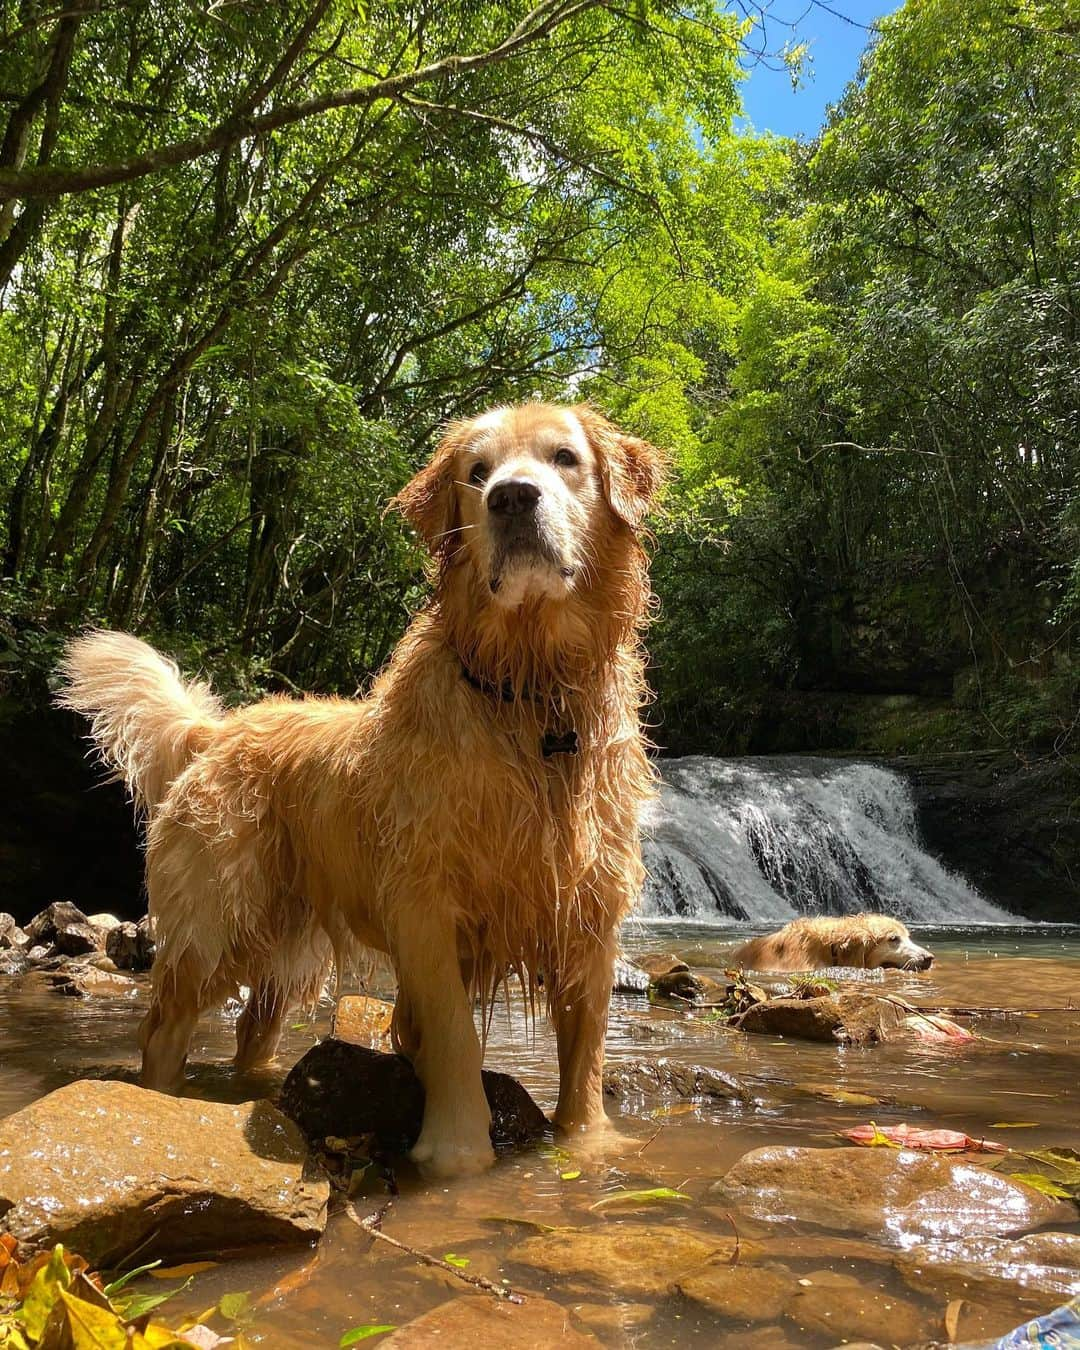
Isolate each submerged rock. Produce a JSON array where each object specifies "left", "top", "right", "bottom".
[
  {"left": 280, "top": 1039, "right": 549, "bottom": 1153},
  {"left": 47, "top": 963, "right": 138, "bottom": 998},
  {"left": 510, "top": 1225, "right": 743, "bottom": 1297},
  {"left": 633, "top": 953, "right": 690, "bottom": 977},
  {"left": 710, "top": 1146, "right": 1076, "bottom": 1242},
  {"left": 0, "top": 1079, "right": 328, "bottom": 1264},
  {"left": 735, "top": 993, "right": 906, "bottom": 1044},
  {"left": 899, "top": 1231, "right": 1080, "bottom": 1304},
  {"left": 674, "top": 1261, "right": 796, "bottom": 1322},
  {"left": 381, "top": 1295, "right": 598, "bottom": 1346},
  {"left": 332, "top": 994, "right": 394, "bottom": 1046},
  {"left": 602, "top": 1057, "right": 750, "bottom": 1107},
  {"left": 785, "top": 1269, "right": 931, "bottom": 1345}
]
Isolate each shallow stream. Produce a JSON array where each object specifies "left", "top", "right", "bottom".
[{"left": 2, "top": 923, "right": 1078, "bottom": 1347}]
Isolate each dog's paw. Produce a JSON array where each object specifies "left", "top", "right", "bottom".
[{"left": 409, "top": 1132, "right": 495, "bottom": 1178}]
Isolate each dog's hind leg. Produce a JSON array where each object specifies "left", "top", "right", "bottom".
[
  {"left": 234, "top": 981, "right": 287, "bottom": 1070},
  {"left": 139, "top": 950, "right": 208, "bottom": 1092},
  {"left": 552, "top": 936, "right": 618, "bottom": 1134}
]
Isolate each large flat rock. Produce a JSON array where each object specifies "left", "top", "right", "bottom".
[
  {"left": 510, "top": 1224, "right": 746, "bottom": 1297},
  {"left": 710, "top": 1146, "right": 1076, "bottom": 1243},
  {"left": 381, "top": 1295, "right": 598, "bottom": 1346},
  {"left": 0, "top": 1080, "right": 328, "bottom": 1265}
]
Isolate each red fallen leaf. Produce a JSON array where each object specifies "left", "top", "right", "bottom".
[
  {"left": 843, "top": 1122, "right": 1006, "bottom": 1153},
  {"left": 902, "top": 1012, "right": 977, "bottom": 1042}
]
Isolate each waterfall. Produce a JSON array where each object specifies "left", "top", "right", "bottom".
[{"left": 638, "top": 756, "right": 1015, "bottom": 924}]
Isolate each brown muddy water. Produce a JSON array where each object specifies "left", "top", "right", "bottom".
[{"left": 2, "top": 923, "right": 1079, "bottom": 1347}]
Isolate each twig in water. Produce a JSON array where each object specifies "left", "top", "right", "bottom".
[
  {"left": 636, "top": 1123, "right": 665, "bottom": 1155},
  {"left": 342, "top": 1200, "right": 525, "bottom": 1304},
  {"left": 720, "top": 1210, "right": 741, "bottom": 1266}
]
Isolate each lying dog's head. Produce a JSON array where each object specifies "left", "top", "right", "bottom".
[
  {"left": 393, "top": 403, "right": 663, "bottom": 609},
  {"left": 837, "top": 916, "right": 935, "bottom": 971}
]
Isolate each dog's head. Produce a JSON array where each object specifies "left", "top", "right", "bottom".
[
  {"left": 392, "top": 403, "right": 664, "bottom": 610},
  {"left": 833, "top": 916, "right": 934, "bottom": 971}
]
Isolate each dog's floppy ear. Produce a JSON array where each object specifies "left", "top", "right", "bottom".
[
  {"left": 390, "top": 423, "right": 465, "bottom": 560},
  {"left": 830, "top": 926, "right": 870, "bottom": 969},
  {"left": 574, "top": 405, "right": 666, "bottom": 529}
]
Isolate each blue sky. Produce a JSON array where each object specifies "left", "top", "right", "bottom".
[{"left": 737, "top": 1, "right": 896, "bottom": 139}]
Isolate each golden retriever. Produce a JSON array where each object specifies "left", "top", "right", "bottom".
[
  {"left": 57, "top": 402, "right": 663, "bottom": 1177},
  {"left": 731, "top": 914, "right": 934, "bottom": 973}
]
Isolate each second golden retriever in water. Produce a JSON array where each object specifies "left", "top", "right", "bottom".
[
  {"left": 58, "top": 403, "right": 663, "bottom": 1178},
  {"left": 732, "top": 914, "right": 934, "bottom": 973}
]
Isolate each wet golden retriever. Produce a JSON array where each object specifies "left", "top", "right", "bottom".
[
  {"left": 731, "top": 914, "right": 934, "bottom": 973},
  {"left": 58, "top": 403, "right": 663, "bottom": 1177}
]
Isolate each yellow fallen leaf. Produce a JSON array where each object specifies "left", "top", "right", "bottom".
[
  {"left": 560, "top": 1170, "right": 582, "bottom": 1181},
  {"left": 149, "top": 1262, "right": 218, "bottom": 1279},
  {"left": 990, "top": 1122, "right": 1039, "bottom": 1128}
]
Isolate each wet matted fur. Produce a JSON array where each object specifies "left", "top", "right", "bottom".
[
  {"left": 731, "top": 914, "right": 935, "bottom": 973},
  {"left": 57, "top": 402, "right": 664, "bottom": 1176}
]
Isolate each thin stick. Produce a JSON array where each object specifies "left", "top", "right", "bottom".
[
  {"left": 635, "top": 1123, "right": 664, "bottom": 1155},
  {"left": 342, "top": 1200, "right": 525, "bottom": 1305}
]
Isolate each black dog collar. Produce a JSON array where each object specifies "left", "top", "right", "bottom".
[{"left": 460, "top": 664, "right": 579, "bottom": 758}]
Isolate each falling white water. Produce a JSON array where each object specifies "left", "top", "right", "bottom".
[{"left": 638, "top": 756, "right": 1016, "bottom": 924}]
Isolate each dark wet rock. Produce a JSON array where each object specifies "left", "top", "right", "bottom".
[
  {"left": 52, "top": 920, "right": 107, "bottom": 957},
  {"left": 902, "top": 751, "right": 1080, "bottom": 922},
  {"left": 634, "top": 953, "right": 690, "bottom": 978},
  {"left": 710, "top": 1146, "right": 1077, "bottom": 1242},
  {"left": 0, "top": 914, "right": 29, "bottom": 950},
  {"left": 612, "top": 957, "right": 650, "bottom": 993},
  {"left": 602, "top": 1057, "right": 750, "bottom": 1106},
  {"left": 0, "top": 1079, "right": 328, "bottom": 1264},
  {"left": 511, "top": 1225, "right": 743, "bottom": 1297},
  {"left": 898, "top": 1231, "right": 1080, "bottom": 1305},
  {"left": 106, "top": 918, "right": 156, "bottom": 971},
  {"left": 735, "top": 992, "right": 905, "bottom": 1045},
  {"left": 47, "top": 963, "right": 138, "bottom": 997},
  {"left": 381, "top": 1294, "right": 599, "bottom": 1346},
  {"left": 785, "top": 1269, "right": 931, "bottom": 1345},
  {"left": 332, "top": 995, "right": 393, "bottom": 1046},
  {"left": 674, "top": 1261, "right": 796, "bottom": 1321},
  {"left": 279, "top": 1039, "right": 549, "bottom": 1153},
  {"left": 0, "top": 949, "right": 31, "bottom": 976},
  {"left": 24, "top": 900, "right": 91, "bottom": 946}
]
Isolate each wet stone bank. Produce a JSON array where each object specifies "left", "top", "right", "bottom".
[{"left": 1, "top": 922, "right": 1079, "bottom": 1347}]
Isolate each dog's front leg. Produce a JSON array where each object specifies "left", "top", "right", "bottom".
[
  {"left": 393, "top": 915, "right": 494, "bottom": 1177},
  {"left": 552, "top": 935, "right": 617, "bottom": 1134}
]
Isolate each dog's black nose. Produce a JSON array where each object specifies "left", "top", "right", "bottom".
[{"left": 488, "top": 478, "right": 541, "bottom": 516}]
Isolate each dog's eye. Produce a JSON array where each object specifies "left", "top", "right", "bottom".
[
  {"left": 553, "top": 447, "right": 578, "bottom": 469},
  {"left": 888, "top": 935, "right": 901, "bottom": 943},
  {"left": 468, "top": 461, "right": 489, "bottom": 486}
]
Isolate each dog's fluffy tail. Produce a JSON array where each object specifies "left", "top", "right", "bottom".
[{"left": 56, "top": 630, "right": 224, "bottom": 816}]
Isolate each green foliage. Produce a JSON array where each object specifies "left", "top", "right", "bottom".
[{"left": 0, "top": 0, "right": 1074, "bottom": 755}]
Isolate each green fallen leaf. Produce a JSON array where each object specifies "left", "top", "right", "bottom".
[
  {"left": 589, "top": 1187, "right": 692, "bottom": 1212},
  {"left": 1011, "top": 1172, "right": 1073, "bottom": 1198},
  {"left": 103, "top": 1260, "right": 163, "bottom": 1296},
  {"left": 339, "top": 1325, "right": 396, "bottom": 1345},
  {"left": 990, "top": 1122, "right": 1039, "bottom": 1129},
  {"left": 442, "top": 1253, "right": 470, "bottom": 1268},
  {"left": 480, "top": 1215, "right": 559, "bottom": 1233},
  {"left": 116, "top": 1279, "right": 192, "bottom": 1321},
  {"left": 217, "top": 1290, "right": 251, "bottom": 1322},
  {"left": 18, "top": 1245, "right": 72, "bottom": 1341}
]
